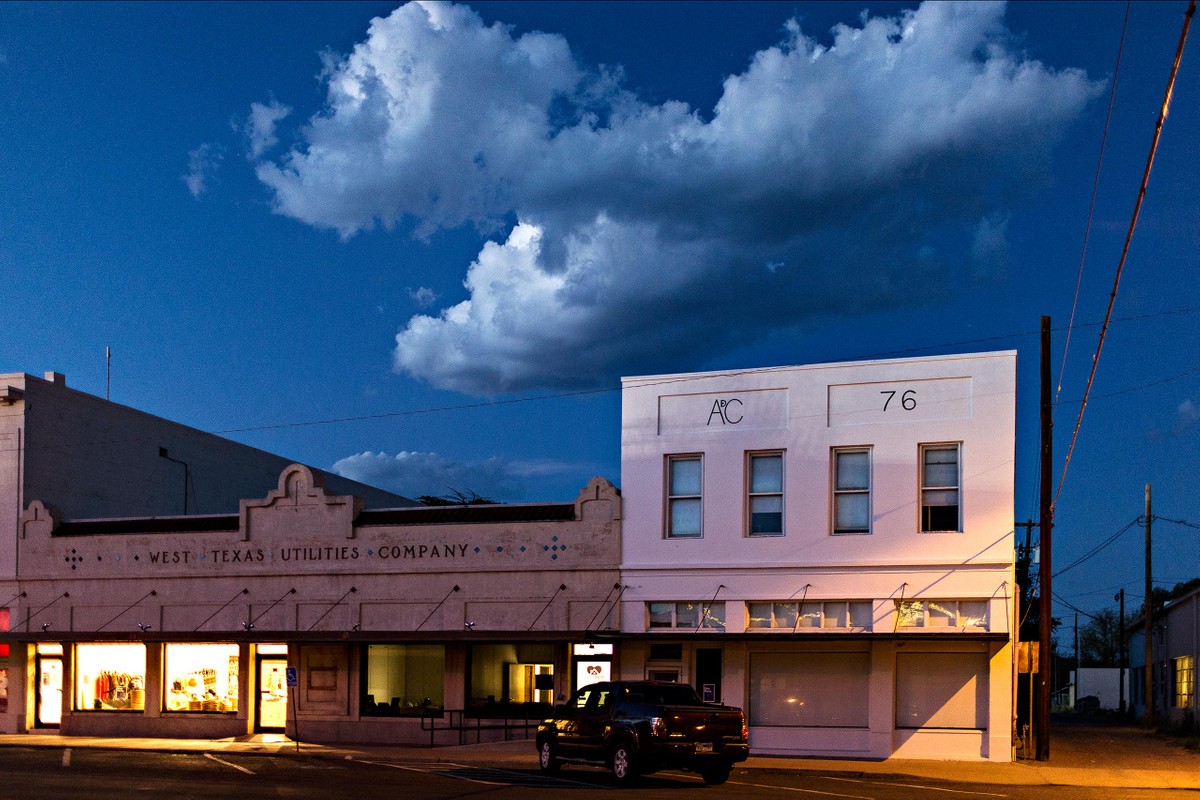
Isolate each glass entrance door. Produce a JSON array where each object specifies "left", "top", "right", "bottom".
[
  {"left": 36, "top": 655, "right": 63, "bottom": 727},
  {"left": 256, "top": 657, "right": 288, "bottom": 731}
]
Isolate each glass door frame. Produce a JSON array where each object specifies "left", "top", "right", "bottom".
[
  {"left": 34, "top": 653, "right": 63, "bottom": 728},
  {"left": 255, "top": 654, "right": 288, "bottom": 732}
]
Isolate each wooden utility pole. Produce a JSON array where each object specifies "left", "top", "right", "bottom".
[
  {"left": 1074, "top": 611, "right": 1080, "bottom": 693},
  {"left": 1036, "top": 316, "right": 1053, "bottom": 760},
  {"left": 1144, "top": 484, "right": 1153, "bottom": 723},
  {"left": 1117, "top": 588, "right": 1126, "bottom": 715}
]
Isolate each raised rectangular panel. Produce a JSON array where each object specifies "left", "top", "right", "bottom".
[{"left": 828, "top": 377, "right": 972, "bottom": 427}]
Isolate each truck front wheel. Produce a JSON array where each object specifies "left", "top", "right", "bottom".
[
  {"left": 538, "top": 739, "right": 560, "bottom": 773},
  {"left": 610, "top": 741, "right": 638, "bottom": 785}
]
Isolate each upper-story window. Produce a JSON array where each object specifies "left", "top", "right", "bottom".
[
  {"left": 747, "top": 452, "right": 784, "bottom": 536},
  {"left": 832, "top": 447, "right": 871, "bottom": 535},
  {"left": 895, "top": 599, "right": 988, "bottom": 630},
  {"left": 920, "top": 443, "right": 961, "bottom": 532},
  {"left": 666, "top": 455, "right": 703, "bottom": 538},
  {"left": 648, "top": 601, "right": 726, "bottom": 631}
]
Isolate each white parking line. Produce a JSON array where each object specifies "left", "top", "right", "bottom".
[
  {"left": 61, "top": 748, "right": 71, "bottom": 768},
  {"left": 826, "top": 776, "right": 1009, "bottom": 797},
  {"left": 203, "top": 753, "right": 255, "bottom": 775},
  {"left": 353, "top": 759, "right": 604, "bottom": 789},
  {"left": 354, "top": 759, "right": 505, "bottom": 786},
  {"left": 728, "top": 779, "right": 873, "bottom": 799}
]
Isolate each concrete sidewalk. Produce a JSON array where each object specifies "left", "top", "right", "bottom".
[{"left": 2, "top": 716, "right": 1198, "bottom": 791}]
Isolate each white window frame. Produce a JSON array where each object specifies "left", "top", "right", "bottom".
[
  {"left": 746, "top": 450, "right": 785, "bottom": 537},
  {"left": 747, "top": 600, "right": 873, "bottom": 630},
  {"left": 646, "top": 601, "right": 726, "bottom": 631},
  {"left": 832, "top": 447, "right": 872, "bottom": 535},
  {"left": 919, "top": 443, "right": 962, "bottom": 532},
  {"left": 665, "top": 455, "right": 703, "bottom": 539},
  {"left": 895, "top": 599, "right": 989, "bottom": 630}
]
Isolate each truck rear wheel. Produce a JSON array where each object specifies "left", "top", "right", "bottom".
[
  {"left": 701, "top": 763, "right": 732, "bottom": 785},
  {"left": 610, "top": 741, "right": 638, "bottom": 785}
]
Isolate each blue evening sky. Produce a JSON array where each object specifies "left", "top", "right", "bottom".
[{"left": 2, "top": 2, "right": 1197, "bottom": 628}]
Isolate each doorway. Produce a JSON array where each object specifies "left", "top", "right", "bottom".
[
  {"left": 35, "top": 652, "right": 63, "bottom": 727},
  {"left": 256, "top": 656, "right": 288, "bottom": 732},
  {"left": 695, "top": 648, "right": 723, "bottom": 703}
]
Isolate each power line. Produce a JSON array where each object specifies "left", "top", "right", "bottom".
[
  {"left": 1053, "top": 591, "right": 1105, "bottom": 623},
  {"left": 2, "top": 305, "right": 1197, "bottom": 458},
  {"left": 1153, "top": 516, "right": 1200, "bottom": 530},
  {"left": 1052, "top": 516, "right": 1142, "bottom": 578},
  {"left": 1056, "top": 0, "right": 1132, "bottom": 406},
  {"left": 1059, "top": 364, "right": 1200, "bottom": 405},
  {"left": 1055, "top": 0, "right": 1196, "bottom": 509}
]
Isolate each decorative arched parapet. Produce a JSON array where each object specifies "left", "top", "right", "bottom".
[
  {"left": 574, "top": 476, "right": 621, "bottom": 523},
  {"left": 238, "top": 464, "right": 363, "bottom": 542},
  {"left": 20, "top": 500, "right": 60, "bottom": 539}
]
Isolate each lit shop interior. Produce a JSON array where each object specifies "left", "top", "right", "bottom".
[{"left": 32, "top": 641, "right": 289, "bottom": 729}]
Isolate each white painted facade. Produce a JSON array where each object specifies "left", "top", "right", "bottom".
[{"left": 618, "top": 352, "right": 1017, "bottom": 761}]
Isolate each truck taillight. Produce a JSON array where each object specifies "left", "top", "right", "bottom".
[
  {"left": 650, "top": 716, "right": 667, "bottom": 737},
  {"left": 740, "top": 712, "right": 748, "bottom": 741}
]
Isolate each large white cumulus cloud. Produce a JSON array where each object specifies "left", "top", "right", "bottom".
[{"left": 256, "top": 0, "right": 1100, "bottom": 394}]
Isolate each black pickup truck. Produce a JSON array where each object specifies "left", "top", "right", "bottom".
[{"left": 535, "top": 680, "right": 748, "bottom": 785}]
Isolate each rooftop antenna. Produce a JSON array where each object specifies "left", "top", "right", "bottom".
[{"left": 106, "top": 346, "right": 111, "bottom": 400}]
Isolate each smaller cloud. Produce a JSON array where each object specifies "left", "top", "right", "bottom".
[
  {"left": 1174, "top": 399, "right": 1199, "bottom": 436},
  {"left": 1146, "top": 397, "right": 1199, "bottom": 442},
  {"left": 971, "top": 213, "right": 1011, "bottom": 283},
  {"left": 408, "top": 287, "right": 438, "bottom": 309},
  {"left": 330, "top": 450, "right": 578, "bottom": 502},
  {"left": 182, "top": 143, "right": 224, "bottom": 198},
  {"left": 243, "top": 100, "right": 292, "bottom": 160},
  {"left": 0, "top": 47, "right": 8, "bottom": 65}
]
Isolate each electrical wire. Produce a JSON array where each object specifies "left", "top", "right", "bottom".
[
  {"left": 1055, "top": 0, "right": 1196, "bottom": 509},
  {"left": 1153, "top": 516, "right": 1200, "bottom": 530},
  {"left": 1052, "top": 516, "right": 1142, "bottom": 578},
  {"left": 2, "top": 305, "right": 1197, "bottom": 458},
  {"left": 1056, "top": 0, "right": 1132, "bottom": 406},
  {"left": 1052, "top": 591, "right": 1105, "bottom": 623}
]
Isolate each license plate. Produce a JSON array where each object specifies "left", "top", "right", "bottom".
[{"left": 695, "top": 742, "right": 713, "bottom": 754}]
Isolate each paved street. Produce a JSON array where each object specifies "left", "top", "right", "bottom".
[
  {"left": 0, "top": 745, "right": 1197, "bottom": 800},
  {"left": 1, "top": 715, "right": 1198, "bottom": 799}
]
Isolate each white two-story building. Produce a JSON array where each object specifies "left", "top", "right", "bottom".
[{"left": 617, "top": 351, "right": 1017, "bottom": 761}]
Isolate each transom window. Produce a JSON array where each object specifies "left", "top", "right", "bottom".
[
  {"left": 895, "top": 600, "right": 988, "bottom": 630},
  {"left": 666, "top": 455, "right": 703, "bottom": 538},
  {"left": 748, "top": 601, "right": 874, "bottom": 630},
  {"left": 647, "top": 601, "right": 725, "bottom": 631},
  {"left": 833, "top": 448, "right": 871, "bottom": 534},
  {"left": 920, "top": 444, "right": 961, "bottom": 532},
  {"left": 747, "top": 452, "right": 784, "bottom": 536}
]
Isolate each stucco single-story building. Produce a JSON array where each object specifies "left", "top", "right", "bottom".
[{"left": 4, "top": 465, "right": 622, "bottom": 743}]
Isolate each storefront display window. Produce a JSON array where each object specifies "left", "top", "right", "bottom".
[
  {"left": 467, "top": 643, "right": 554, "bottom": 716},
  {"left": 362, "top": 644, "right": 444, "bottom": 717},
  {"left": 75, "top": 643, "right": 145, "bottom": 711},
  {"left": 165, "top": 644, "right": 239, "bottom": 713},
  {"left": 895, "top": 652, "right": 987, "bottom": 729},
  {"left": 749, "top": 651, "right": 869, "bottom": 727}
]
